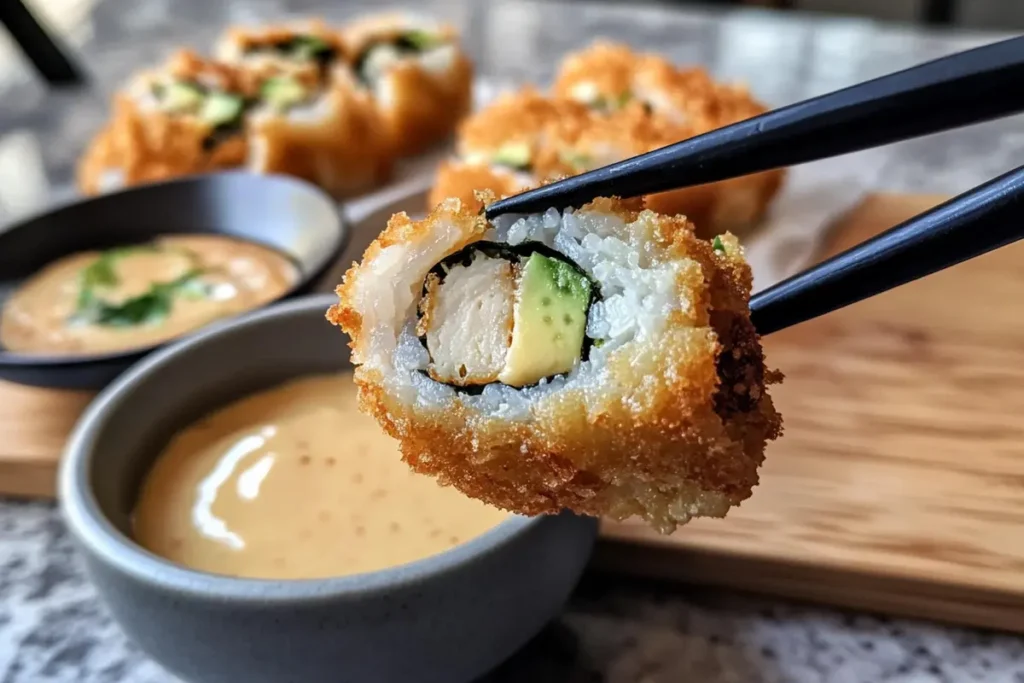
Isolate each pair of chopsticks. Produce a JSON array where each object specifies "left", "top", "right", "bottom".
[{"left": 485, "top": 35, "right": 1024, "bottom": 336}]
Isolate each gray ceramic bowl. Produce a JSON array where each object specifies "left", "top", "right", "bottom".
[{"left": 59, "top": 293, "right": 598, "bottom": 683}]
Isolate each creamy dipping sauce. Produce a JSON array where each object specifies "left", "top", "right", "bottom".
[
  {"left": 133, "top": 374, "right": 509, "bottom": 580},
  {"left": 0, "top": 235, "right": 297, "bottom": 355}
]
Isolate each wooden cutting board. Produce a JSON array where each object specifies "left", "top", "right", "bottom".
[
  {"left": 597, "top": 192, "right": 1024, "bottom": 633},
  {"left": 4, "top": 193, "right": 1024, "bottom": 632}
]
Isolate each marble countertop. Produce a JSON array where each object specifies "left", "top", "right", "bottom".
[{"left": 2, "top": 1, "right": 1024, "bottom": 681}]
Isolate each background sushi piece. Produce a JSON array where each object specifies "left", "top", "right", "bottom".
[
  {"left": 551, "top": 42, "right": 786, "bottom": 238},
  {"left": 428, "top": 41, "right": 785, "bottom": 240},
  {"left": 77, "top": 51, "right": 254, "bottom": 195},
  {"left": 344, "top": 13, "right": 474, "bottom": 156},
  {"left": 246, "top": 67, "right": 394, "bottom": 198}
]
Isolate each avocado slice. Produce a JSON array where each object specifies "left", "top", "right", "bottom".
[
  {"left": 492, "top": 142, "right": 532, "bottom": 171},
  {"left": 199, "top": 92, "right": 244, "bottom": 127},
  {"left": 289, "top": 35, "right": 331, "bottom": 61},
  {"left": 559, "top": 150, "right": 592, "bottom": 172},
  {"left": 399, "top": 30, "right": 443, "bottom": 52},
  {"left": 260, "top": 77, "right": 307, "bottom": 111},
  {"left": 161, "top": 82, "right": 204, "bottom": 113},
  {"left": 499, "top": 252, "right": 592, "bottom": 387}
]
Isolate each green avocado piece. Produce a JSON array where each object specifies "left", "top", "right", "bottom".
[
  {"left": 161, "top": 82, "right": 204, "bottom": 113},
  {"left": 499, "top": 252, "right": 592, "bottom": 386},
  {"left": 400, "top": 30, "right": 442, "bottom": 52},
  {"left": 199, "top": 92, "right": 244, "bottom": 126},
  {"left": 289, "top": 35, "right": 331, "bottom": 61},
  {"left": 260, "top": 77, "right": 307, "bottom": 111},
  {"left": 559, "top": 150, "right": 592, "bottom": 172},
  {"left": 492, "top": 142, "right": 532, "bottom": 171}
]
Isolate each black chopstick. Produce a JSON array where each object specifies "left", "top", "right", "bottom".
[
  {"left": 0, "top": 0, "right": 85, "bottom": 86},
  {"left": 486, "top": 35, "right": 1024, "bottom": 219},
  {"left": 749, "top": 163, "right": 1024, "bottom": 336}
]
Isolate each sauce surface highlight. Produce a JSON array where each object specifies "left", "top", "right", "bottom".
[
  {"left": 132, "top": 373, "right": 509, "bottom": 580},
  {"left": 0, "top": 234, "right": 297, "bottom": 355}
]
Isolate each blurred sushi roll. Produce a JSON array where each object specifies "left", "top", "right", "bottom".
[
  {"left": 428, "top": 88, "right": 591, "bottom": 212},
  {"left": 328, "top": 195, "right": 782, "bottom": 534},
  {"left": 245, "top": 63, "right": 394, "bottom": 198},
  {"left": 551, "top": 42, "right": 786, "bottom": 237},
  {"left": 78, "top": 50, "right": 254, "bottom": 195},
  {"left": 344, "top": 13, "right": 474, "bottom": 155},
  {"left": 214, "top": 19, "right": 349, "bottom": 75}
]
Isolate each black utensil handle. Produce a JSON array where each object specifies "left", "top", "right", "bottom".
[
  {"left": 750, "top": 164, "right": 1024, "bottom": 336},
  {"left": 487, "top": 35, "right": 1024, "bottom": 218},
  {"left": 0, "top": 0, "right": 85, "bottom": 86}
]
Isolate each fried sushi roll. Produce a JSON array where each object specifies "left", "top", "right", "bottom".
[
  {"left": 427, "top": 88, "right": 591, "bottom": 212},
  {"left": 551, "top": 41, "right": 786, "bottom": 238},
  {"left": 245, "top": 65, "right": 393, "bottom": 198},
  {"left": 345, "top": 13, "right": 473, "bottom": 155},
  {"left": 328, "top": 195, "right": 782, "bottom": 533},
  {"left": 78, "top": 51, "right": 253, "bottom": 195}
]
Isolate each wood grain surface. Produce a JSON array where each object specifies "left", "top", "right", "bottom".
[
  {"left": 597, "top": 193, "right": 1024, "bottom": 632},
  {"left": 4, "top": 193, "right": 1023, "bottom": 631}
]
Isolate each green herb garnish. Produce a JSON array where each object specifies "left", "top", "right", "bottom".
[
  {"left": 75, "top": 271, "right": 205, "bottom": 328},
  {"left": 712, "top": 236, "right": 726, "bottom": 254},
  {"left": 593, "top": 338, "right": 605, "bottom": 348},
  {"left": 73, "top": 247, "right": 209, "bottom": 328}
]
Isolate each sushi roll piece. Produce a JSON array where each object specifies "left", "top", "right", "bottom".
[
  {"left": 214, "top": 19, "right": 348, "bottom": 76},
  {"left": 327, "top": 194, "right": 782, "bottom": 533},
  {"left": 78, "top": 51, "right": 253, "bottom": 195},
  {"left": 551, "top": 42, "right": 786, "bottom": 238},
  {"left": 427, "top": 88, "right": 592, "bottom": 211},
  {"left": 553, "top": 103, "right": 783, "bottom": 240},
  {"left": 245, "top": 63, "right": 394, "bottom": 198},
  {"left": 344, "top": 13, "right": 474, "bottom": 155}
]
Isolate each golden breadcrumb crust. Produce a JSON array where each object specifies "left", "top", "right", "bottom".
[
  {"left": 456, "top": 88, "right": 593, "bottom": 161},
  {"left": 427, "top": 161, "right": 529, "bottom": 213},
  {"left": 327, "top": 197, "right": 782, "bottom": 533}
]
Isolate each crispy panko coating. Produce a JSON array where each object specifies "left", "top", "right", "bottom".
[
  {"left": 427, "top": 160, "right": 531, "bottom": 213},
  {"left": 455, "top": 87, "right": 592, "bottom": 163},
  {"left": 77, "top": 51, "right": 252, "bottom": 195},
  {"left": 327, "top": 196, "right": 782, "bottom": 533},
  {"left": 552, "top": 40, "right": 764, "bottom": 128},
  {"left": 343, "top": 13, "right": 473, "bottom": 155}
]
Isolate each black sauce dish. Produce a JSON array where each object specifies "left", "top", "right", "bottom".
[{"left": 0, "top": 172, "right": 346, "bottom": 390}]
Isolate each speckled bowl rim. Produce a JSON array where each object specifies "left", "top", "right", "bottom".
[{"left": 59, "top": 294, "right": 544, "bottom": 604}]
